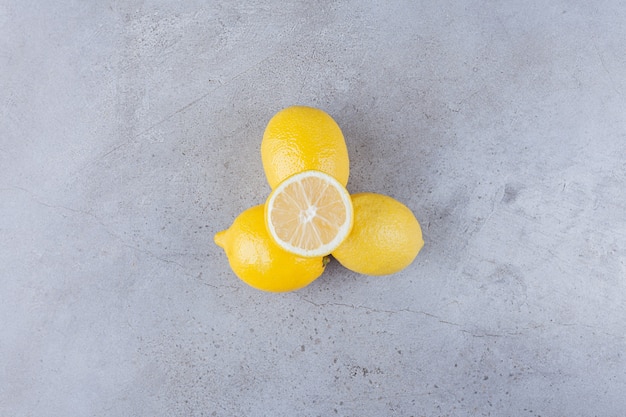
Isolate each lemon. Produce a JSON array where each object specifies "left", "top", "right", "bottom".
[
  {"left": 265, "top": 170, "right": 353, "bottom": 258},
  {"left": 261, "top": 106, "right": 350, "bottom": 189},
  {"left": 214, "top": 205, "right": 328, "bottom": 292},
  {"left": 332, "top": 193, "right": 424, "bottom": 276}
]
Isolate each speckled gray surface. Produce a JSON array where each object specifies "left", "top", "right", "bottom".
[{"left": 2, "top": 1, "right": 626, "bottom": 416}]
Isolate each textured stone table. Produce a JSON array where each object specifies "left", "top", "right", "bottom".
[{"left": 2, "top": 1, "right": 625, "bottom": 416}]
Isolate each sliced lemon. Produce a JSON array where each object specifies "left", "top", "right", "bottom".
[{"left": 265, "top": 170, "right": 353, "bottom": 257}]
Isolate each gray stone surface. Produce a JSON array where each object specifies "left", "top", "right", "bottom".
[{"left": 2, "top": 1, "right": 625, "bottom": 416}]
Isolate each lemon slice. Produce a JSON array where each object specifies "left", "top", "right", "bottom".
[{"left": 265, "top": 170, "right": 353, "bottom": 257}]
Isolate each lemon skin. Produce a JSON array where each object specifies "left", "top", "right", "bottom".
[
  {"left": 332, "top": 193, "right": 424, "bottom": 276},
  {"left": 261, "top": 106, "right": 350, "bottom": 189},
  {"left": 214, "top": 205, "right": 327, "bottom": 292}
]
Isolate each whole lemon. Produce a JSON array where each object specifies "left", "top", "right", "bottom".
[
  {"left": 332, "top": 193, "right": 424, "bottom": 276},
  {"left": 214, "top": 205, "right": 328, "bottom": 292},
  {"left": 261, "top": 106, "right": 350, "bottom": 189}
]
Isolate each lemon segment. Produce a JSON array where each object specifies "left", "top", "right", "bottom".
[{"left": 265, "top": 170, "right": 353, "bottom": 258}]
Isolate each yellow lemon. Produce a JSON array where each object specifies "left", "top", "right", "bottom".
[
  {"left": 332, "top": 193, "right": 424, "bottom": 276},
  {"left": 265, "top": 170, "right": 353, "bottom": 258},
  {"left": 214, "top": 205, "right": 328, "bottom": 292},
  {"left": 261, "top": 106, "right": 350, "bottom": 189}
]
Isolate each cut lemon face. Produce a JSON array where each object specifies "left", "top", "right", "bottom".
[{"left": 265, "top": 170, "right": 353, "bottom": 257}]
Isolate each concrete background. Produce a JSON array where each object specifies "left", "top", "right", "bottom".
[{"left": 2, "top": 1, "right": 625, "bottom": 416}]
